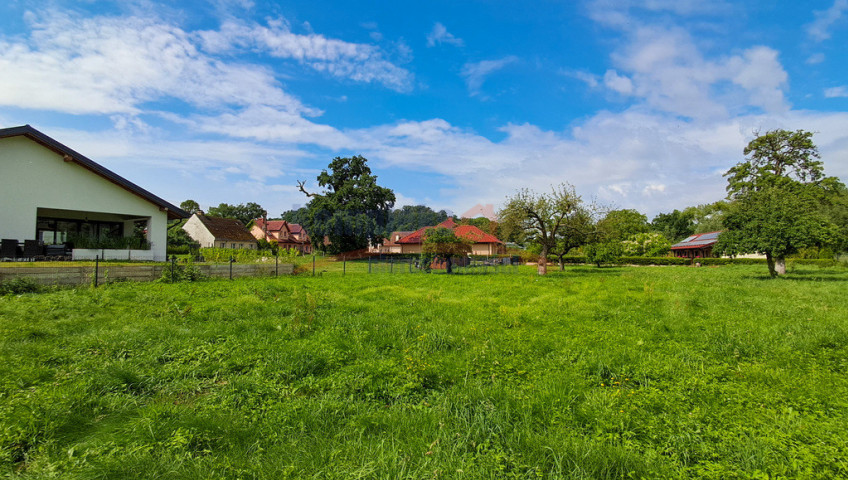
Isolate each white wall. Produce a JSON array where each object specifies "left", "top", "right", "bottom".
[
  {"left": 0, "top": 136, "right": 170, "bottom": 260},
  {"left": 182, "top": 215, "right": 217, "bottom": 247}
]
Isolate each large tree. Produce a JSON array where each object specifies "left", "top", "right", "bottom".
[
  {"left": 651, "top": 209, "right": 695, "bottom": 242},
  {"left": 716, "top": 129, "right": 845, "bottom": 276},
  {"left": 597, "top": 209, "right": 649, "bottom": 242},
  {"left": 499, "top": 184, "right": 584, "bottom": 275},
  {"left": 298, "top": 155, "right": 395, "bottom": 254},
  {"left": 179, "top": 199, "right": 200, "bottom": 215},
  {"left": 207, "top": 202, "right": 266, "bottom": 226},
  {"left": 386, "top": 205, "right": 449, "bottom": 234}
]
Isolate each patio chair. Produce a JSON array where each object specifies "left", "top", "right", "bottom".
[
  {"left": 1, "top": 239, "right": 19, "bottom": 260},
  {"left": 23, "top": 240, "right": 44, "bottom": 261}
]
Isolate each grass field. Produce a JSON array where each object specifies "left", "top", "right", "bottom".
[{"left": 1, "top": 265, "right": 847, "bottom": 478}]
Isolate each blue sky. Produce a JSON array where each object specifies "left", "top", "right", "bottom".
[{"left": 1, "top": 0, "right": 847, "bottom": 219}]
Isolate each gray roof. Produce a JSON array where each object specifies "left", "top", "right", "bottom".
[
  {"left": 0, "top": 124, "right": 188, "bottom": 220},
  {"left": 671, "top": 231, "right": 722, "bottom": 249}
]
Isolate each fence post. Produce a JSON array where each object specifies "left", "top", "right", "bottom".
[
  {"left": 312, "top": 255, "right": 315, "bottom": 276},
  {"left": 275, "top": 252, "right": 279, "bottom": 277},
  {"left": 343, "top": 259, "right": 346, "bottom": 276},
  {"left": 409, "top": 258, "right": 412, "bottom": 273},
  {"left": 368, "top": 256, "right": 371, "bottom": 274},
  {"left": 171, "top": 255, "right": 176, "bottom": 283},
  {"left": 390, "top": 257, "right": 393, "bottom": 273},
  {"left": 229, "top": 256, "right": 233, "bottom": 280},
  {"left": 94, "top": 255, "right": 99, "bottom": 288}
]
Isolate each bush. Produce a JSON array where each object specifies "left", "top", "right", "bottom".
[
  {"left": 159, "top": 259, "right": 205, "bottom": 283},
  {"left": 0, "top": 277, "right": 42, "bottom": 295},
  {"left": 620, "top": 256, "right": 690, "bottom": 266}
]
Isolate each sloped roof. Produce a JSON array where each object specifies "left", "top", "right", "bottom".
[
  {"left": 254, "top": 219, "right": 307, "bottom": 236},
  {"left": 0, "top": 124, "right": 188, "bottom": 220},
  {"left": 671, "top": 231, "right": 721, "bottom": 250},
  {"left": 396, "top": 220, "right": 502, "bottom": 245},
  {"left": 196, "top": 214, "right": 257, "bottom": 242}
]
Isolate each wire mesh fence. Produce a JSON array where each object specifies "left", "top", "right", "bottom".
[{"left": 306, "top": 254, "right": 523, "bottom": 276}]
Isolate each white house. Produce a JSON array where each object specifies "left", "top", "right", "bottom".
[
  {"left": 0, "top": 125, "right": 187, "bottom": 261},
  {"left": 183, "top": 213, "right": 257, "bottom": 249}
]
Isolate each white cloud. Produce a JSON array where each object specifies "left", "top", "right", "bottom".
[
  {"left": 603, "top": 70, "right": 634, "bottom": 95},
  {"left": 825, "top": 86, "right": 848, "bottom": 98},
  {"left": 807, "top": 0, "right": 848, "bottom": 42},
  {"left": 565, "top": 70, "right": 600, "bottom": 88},
  {"left": 426, "top": 22, "right": 464, "bottom": 47},
  {"left": 196, "top": 19, "right": 413, "bottom": 91},
  {"left": 601, "top": 24, "right": 789, "bottom": 119},
  {"left": 461, "top": 56, "right": 518, "bottom": 96},
  {"left": 0, "top": 12, "right": 310, "bottom": 115}
]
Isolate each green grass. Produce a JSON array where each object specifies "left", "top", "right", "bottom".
[{"left": 1, "top": 265, "right": 847, "bottom": 478}]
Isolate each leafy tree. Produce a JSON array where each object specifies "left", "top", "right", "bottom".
[
  {"left": 548, "top": 207, "right": 594, "bottom": 270},
  {"left": 422, "top": 227, "right": 471, "bottom": 274},
  {"left": 621, "top": 232, "right": 672, "bottom": 257},
  {"left": 716, "top": 129, "right": 845, "bottom": 276},
  {"left": 167, "top": 222, "right": 199, "bottom": 250},
  {"left": 597, "top": 209, "right": 649, "bottom": 241},
  {"left": 585, "top": 241, "right": 623, "bottom": 267},
  {"left": 180, "top": 199, "right": 200, "bottom": 215},
  {"left": 386, "top": 205, "right": 449, "bottom": 234},
  {"left": 651, "top": 209, "right": 695, "bottom": 243},
  {"left": 298, "top": 155, "right": 395, "bottom": 254},
  {"left": 684, "top": 201, "right": 728, "bottom": 234},
  {"left": 281, "top": 207, "right": 309, "bottom": 225},
  {"left": 207, "top": 202, "right": 266, "bottom": 226},
  {"left": 499, "top": 184, "right": 584, "bottom": 275}
]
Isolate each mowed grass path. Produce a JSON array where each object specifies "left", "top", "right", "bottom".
[{"left": 1, "top": 266, "right": 847, "bottom": 478}]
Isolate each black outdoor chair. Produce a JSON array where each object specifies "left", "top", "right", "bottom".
[
  {"left": 1, "top": 239, "right": 19, "bottom": 260},
  {"left": 23, "top": 240, "right": 44, "bottom": 261}
]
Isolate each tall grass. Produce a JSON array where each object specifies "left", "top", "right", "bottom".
[{"left": 1, "top": 265, "right": 847, "bottom": 478}]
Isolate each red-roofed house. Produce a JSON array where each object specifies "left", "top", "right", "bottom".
[
  {"left": 393, "top": 218, "right": 505, "bottom": 255},
  {"left": 670, "top": 231, "right": 721, "bottom": 258},
  {"left": 251, "top": 219, "right": 312, "bottom": 253}
]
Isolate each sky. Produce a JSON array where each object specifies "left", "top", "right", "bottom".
[{"left": 1, "top": 0, "right": 847, "bottom": 219}]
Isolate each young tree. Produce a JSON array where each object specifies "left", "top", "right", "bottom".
[
  {"left": 298, "top": 155, "right": 395, "bottom": 254},
  {"left": 421, "top": 227, "right": 471, "bottom": 274},
  {"left": 499, "top": 184, "right": 584, "bottom": 275},
  {"left": 717, "top": 129, "right": 845, "bottom": 276}
]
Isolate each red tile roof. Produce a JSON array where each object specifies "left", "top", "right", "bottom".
[{"left": 396, "top": 220, "right": 502, "bottom": 245}]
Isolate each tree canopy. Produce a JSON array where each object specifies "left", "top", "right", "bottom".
[
  {"left": 385, "top": 205, "right": 449, "bottom": 235},
  {"left": 298, "top": 155, "right": 395, "bottom": 254},
  {"left": 597, "top": 209, "right": 649, "bottom": 242},
  {"left": 421, "top": 227, "right": 471, "bottom": 274},
  {"left": 651, "top": 210, "right": 695, "bottom": 243},
  {"left": 716, "top": 129, "right": 845, "bottom": 276},
  {"left": 499, "top": 183, "right": 586, "bottom": 275},
  {"left": 207, "top": 202, "right": 266, "bottom": 226},
  {"left": 179, "top": 200, "right": 200, "bottom": 215}
]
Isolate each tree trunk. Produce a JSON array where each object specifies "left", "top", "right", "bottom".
[
  {"left": 538, "top": 249, "right": 548, "bottom": 275},
  {"left": 559, "top": 257, "right": 564, "bottom": 271},
  {"left": 765, "top": 252, "right": 786, "bottom": 277},
  {"left": 774, "top": 256, "right": 786, "bottom": 276},
  {"left": 446, "top": 256, "right": 453, "bottom": 274}
]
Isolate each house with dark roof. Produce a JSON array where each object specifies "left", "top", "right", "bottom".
[
  {"left": 670, "top": 231, "right": 721, "bottom": 258},
  {"left": 0, "top": 125, "right": 187, "bottom": 261},
  {"left": 250, "top": 219, "right": 312, "bottom": 253},
  {"left": 393, "top": 218, "right": 505, "bottom": 256},
  {"left": 374, "top": 231, "right": 414, "bottom": 254},
  {"left": 183, "top": 213, "right": 257, "bottom": 249}
]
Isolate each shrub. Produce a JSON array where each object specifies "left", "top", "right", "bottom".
[
  {"left": 160, "top": 259, "right": 205, "bottom": 283},
  {"left": 0, "top": 277, "right": 42, "bottom": 295}
]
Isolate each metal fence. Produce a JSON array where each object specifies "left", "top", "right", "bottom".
[{"left": 320, "top": 254, "right": 521, "bottom": 275}]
